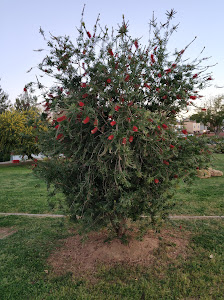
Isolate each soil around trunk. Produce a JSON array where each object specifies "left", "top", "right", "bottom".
[{"left": 47, "top": 227, "right": 190, "bottom": 279}]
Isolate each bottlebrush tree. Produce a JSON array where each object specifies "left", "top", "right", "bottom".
[{"left": 32, "top": 9, "right": 212, "bottom": 238}]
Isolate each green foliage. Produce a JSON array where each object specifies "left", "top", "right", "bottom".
[
  {"left": 0, "top": 109, "right": 45, "bottom": 158},
  {"left": 190, "top": 95, "right": 224, "bottom": 134},
  {"left": 32, "top": 10, "right": 212, "bottom": 237},
  {"left": 0, "top": 80, "right": 11, "bottom": 114}
]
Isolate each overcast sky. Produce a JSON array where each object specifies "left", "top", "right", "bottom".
[{"left": 1, "top": 0, "right": 224, "bottom": 109}]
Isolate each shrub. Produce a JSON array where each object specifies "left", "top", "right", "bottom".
[{"left": 32, "top": 10, "right": 212, "bottom": 238}]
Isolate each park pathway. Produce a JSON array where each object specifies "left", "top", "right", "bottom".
[{"left": 0, "top": 212, "right": 223, "bottom": 219}]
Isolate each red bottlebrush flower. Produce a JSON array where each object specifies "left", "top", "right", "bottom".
[
  {"left": 196, "top": 167, "right": 199, "bottom": 170},
  {"left": 56, "top": 133, "right": 63, "bottom": 140},
  {"left": 129, "top": 136, "right": 134, "bottom": 143},
  {"left": 108, "top": 135, "right": 114, "bottom": 140},
  {"left": 169, "top": 144, "right": 175, "bottom": 149},
  {"left": 148, "top": 118, "right": 153, "bottom": 122},
  {"left": 124, "top": 74, "right": 130, "bottom": 82},
  {"left": 87, "top": 31, "right": 91, "bottom": 38},
  {"left": 182, "top": 129, "right": 188, "bottom": 135},
  {"left": 154, "top": 46, "right": 158, "bottom": 52},
  {"left": 127, "top": 117, "right": 131, "bottom": 122},
  {"left": 172, "top": 64, "right": 177, "bottom": 68},
  {"left": 134, "top": 40, "right": 138, "bottom": 48},
  {"left": 151, "top": 54, "right": 155, "bottom": 63},
  {"left": 128, "top": 101, "right": 134, "bottom": 106},
  {"left": 115, "top": 62, "right": 119, "bottom": 70},
  {"left": 154, "top": 179, "right": 159, "bottom": 184},
  {"left": 83, "top": 49, "right": 86, "bottom": 55},
  {"left": 91, "top": 127, "right": 98, "bottom": 134},
  {"left": 114, "top": 105, "right": 121, "bottom": 111},
  {"left": 174, "top": 174, "right": 178, "bottom": 178},
  {"left": 179, "top": 49, "right": 185, "bottom": 55},
  {"left": 162, "top": 124, "right": 168, "bottom": 129},
  {"left": 144, "top": 83, "right": 151, "bottom": 89},
  {"left": 79, "top": 101, "right": 85, "bottom": 107},
  {"left": 57, "top": 115, "right": 67, "bottom": 122},
  {"left": 162, "top": 95, "right": 167, "bottom": 100},
  {"left": 82, "top": 93, "right": 88, "bottom": 98},
  {"left": 179, "top": 225, "right": 182, "bottom": 230},
  {"left": 156, "top": 88, "right": 160, "bottom": 92},
  {"left": 107, "top": 78, "right": 111, "bottom": 84},
  {"left": 55, "top": 125, "right": 59, "bottom": 129},
  {"left": 165, "top": 68, "right": 171, "bottom": 73},
  {"left": 93, "top": 119, "right": 98, "bottom": 126},
  {"left": 207, "top": 77, "right": 212, "bottom": 80},
  {"left": 108, "top": 115, "right": 113, "bottom": 120},
  {"left": 201, "top": 108, "right": 206, "bottom": 111},
  {"left": 108, "top": 48, "right": 114, "bottom": 56},
  {"left": 176, "top": 95, "right": 181, "bottom": 99},
  {"left": 83, "top": 116, "right": 90, "bottom": 124},
  {"left": 157, "top": 125, "right": 161, "bottom": 130},
  {"left": 81, "top": 83, "right": 87, "bottom": 88},
  {"left": 110, "top": 120, "right": 116, "bottom": 126},
  {"left": 122, "top": 137, "right": 127, "bottom": 145},
  {"left": 163, "top": 160, "right": 169, "bottom": 166},
  {"left": 190, "top": 95, "right": 197, "bottom": 100},
  {"left": 193, "top": 74, "right": 198, "bottom": 78},
  {"left": 158, "top": 73, "right": 162, "bottom": 78},
  {"left": 133, "top": 126, "right": 138, "bottom": 132},
  {"left": 24, "top": 87, "right": 27, "bottom": 92}
]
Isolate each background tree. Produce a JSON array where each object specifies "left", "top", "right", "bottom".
[
  {"left": 32, "top": 9, "right": 212, "bottom": 238},
  {"left": 0, "top": 81, "right": 11, "bottom": 114},
  {"left": 0, "top": 108, "right": 45, "bottom": 160},
  {"left": 15, "top": 90, "right": 38, "bottom": 112},
  {"left": 190, "top": 95, "right": 224, "bottom": 134}
]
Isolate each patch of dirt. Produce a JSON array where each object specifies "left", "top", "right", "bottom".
[
  {"left": 0, "top": 227, "right": 17, "bottom": 239},
  {"left": 48, "top": 227, "right": 191, "bottom": 278}
]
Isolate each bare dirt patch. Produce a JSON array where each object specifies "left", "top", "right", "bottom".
[
  {"left": 48, "top": 227, "right": 191, "bottom": 278},
  {"left": 0, "top": 227, "right": 17, "bottom": 239}
]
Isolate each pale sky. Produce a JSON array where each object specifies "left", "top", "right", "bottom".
[{"left": 1, "top": 0, "right": 224, "bottom": 110}]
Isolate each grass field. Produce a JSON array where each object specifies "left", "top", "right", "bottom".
[
  {"left": 0, "top": 155, "right": 224, "bottom": 299},
  {"left": 0, "top": 164, "right": 66, "bottom": 214}
]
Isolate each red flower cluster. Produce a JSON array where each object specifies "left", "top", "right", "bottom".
[
  {"left": 110, "top": 120, "right": 116, "bottom": 126},
  {"left": 108, "top": 48, "right": 114, "bottom": 56},
  {"left": 151, "top": 54, "right": 155, "bottom": 63},
  {"left": 124, "top": 74, "right": 130, "bottom": 82},
  {"left": 108, "top": 135, "right": 114, "bottom": 140},
  {"left": 107, "top": 78, "right": 111, "bottom": 83},
  {"left": 91, "top": 127, "right": 98, "bottom": 134},
  {"left": 122, "top": 137, "right": 127, "bottom": 145},
  {"left": 87, "top": 31, "right": 91, "bottom": 38},
  {"left": 24, "top": 87, "right": 27, "bottom": 92},
  {"left": 182, "top": 129, "right": 188, "bottom": 135},
  {"left": 79, "top": 101, "right": 84, "bottom": 107},
  {"left": 162, "top": 124, "right": 168, "bottom": 129},
  {"left": 82, "top": 93, "right": 88, "bottom": 98},
  {"left": 56, "top": 133, "right": 63, "bottom": 140},
  {"left": 154, "top": 179, "right": 159, "bottom": 184},
  {"left": 115, "top": 105, "right": 121, "bottom": 111},
  {"left": 163, "top": 160, "right": 169, "bottom": 166},
  {"left": 81, "top": 83, "right": 87, "bottom": 88},
  {"left": 169, "top": 144, "right": 175, "bottom": 149},
  {"left": 190, "top": 95, "right": 197, "bottom": 100},
  {"left": 193, "top": 74, "right": 198, "bottom": 78},
  {"left": 129, "top": 136, "right": 134, "bottom": 143},
  {"left": 133, "top": 126, "right": 138, "bottom": 132},
  {"left": 57, "top": 115, "right": 67, "bottom": 122},
  {"left": 83, "top": 116, "right": 90, "bottom": 124},
  {"left": 134, "top": 40, "right": 138, "bottom": 49}
]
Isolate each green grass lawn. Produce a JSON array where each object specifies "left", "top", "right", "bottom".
[
  {"left": 0, "top": 216, "right": 223, "bottom": 299},
  {"left": 0, "top": 155, "right": 224, "bottom": 299},
  {"left": 0, "top": 165, "right": 66, "bottom": 214},
  {"left": 170, "top": 153, "right": 224, "bottom": 216}
]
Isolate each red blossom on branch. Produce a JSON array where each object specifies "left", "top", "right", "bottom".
[
  {"left": 57, "top": 115, "right": 67, "bottom": 122},
  {"left": 129, "top": 136, "right": 134, "bottom": 142},
  {"left": 79, "top": 101, "right": 85, "bottom": 107},
  {"left": 122, "top": 137, "right": 127, "bottom": 145},
  {"left": 110, "top": 120, "right": 116, "bottom": 126},
  {"left": 154, "top": 179, "right": 159, "bottom": 184},
  {"left": 182, "top": 129, "right": 188, "bottom": 135},
  {"left": 162, "top": 124, "right": 168, "bottom": 129},
  {"left": 108, "top": 135, "right": 114, "bottom": 140},
  {"left": 87, "top": 31, "right": 91, "bottom": 38},
  {"left": 82, "top": 93, "right": 88, "bottom": 98},
  {"left": 91, "top": 127, "right": 98, "bottom": 134},
  {"left": 56, "top": 133, "right": 63, "bottom": 140},
  {"left": 83, "top": 116, "right": 90, "bottom": 124},
  {"left": 133, "top": 126, "right": 138, "bottom": 132}
]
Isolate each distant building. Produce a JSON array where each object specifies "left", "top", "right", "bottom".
[{"left": 175, "top": 119, "right": 207, "bottom": 134}]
